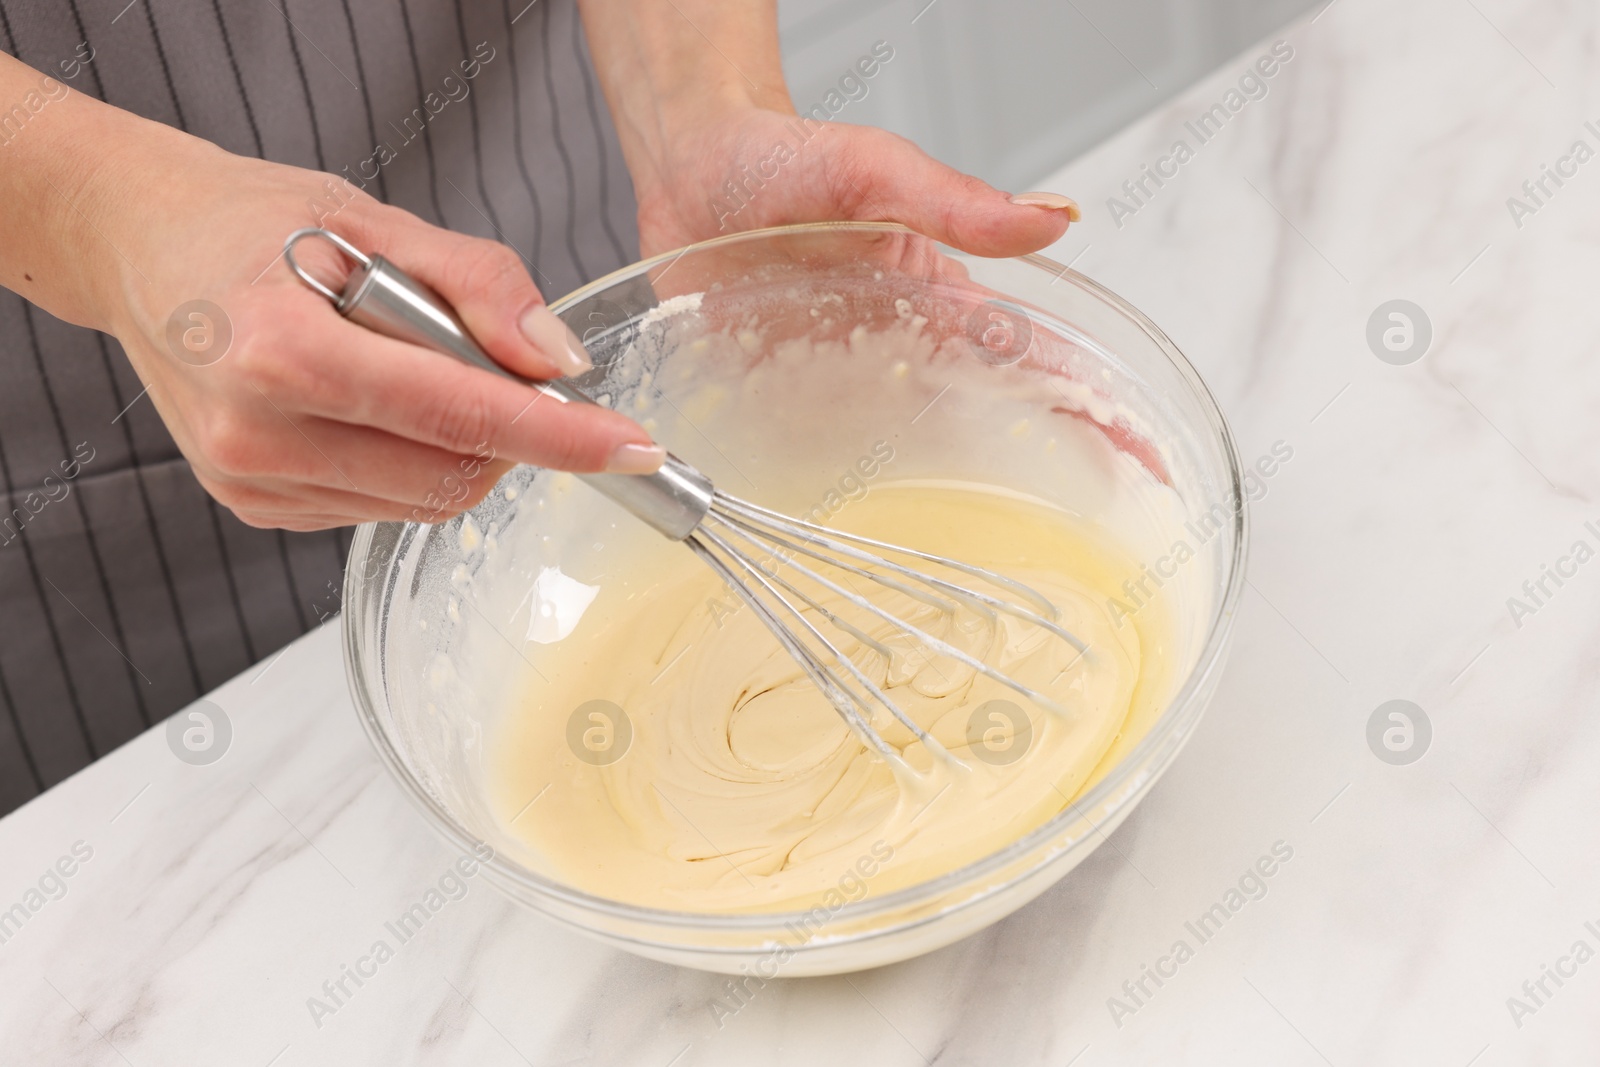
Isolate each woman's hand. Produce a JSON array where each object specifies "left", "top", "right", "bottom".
[
  {"left": 575, "top": 1, "right": 1078, "bottom": 259},
  {"left": 0, "top": 52, "right": 663, "bottom": 531},
  {"left": 113, "top": 146, "right": 668, "bottom": 530},
  {"left": 630, "top": 103, "right": 1081, "bottom": 259}
]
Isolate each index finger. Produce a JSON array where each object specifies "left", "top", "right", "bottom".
[{"left": 256, "top": 296, "right": 664, "bottom": 475}]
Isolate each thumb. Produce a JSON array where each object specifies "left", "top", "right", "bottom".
[
  {"left": 378, "top": 218, "right": 591, "bottom": 382},
  {"left": 825, "top": 127, "right": 1080, "bottom": 257}
]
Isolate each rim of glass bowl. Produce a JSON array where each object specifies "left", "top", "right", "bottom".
[{"left": 343, "top": 221, "right": 1249, "bottom": 939}]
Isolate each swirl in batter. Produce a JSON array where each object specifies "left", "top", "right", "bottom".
[{"left": 492, "top": 482, "right": 1152, "bottom": 913}]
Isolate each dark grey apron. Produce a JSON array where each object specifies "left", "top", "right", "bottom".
[{"left": 0, "top": 0, "right": 638, "bottom": 812}]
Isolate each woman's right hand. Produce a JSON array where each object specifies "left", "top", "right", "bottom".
[{"left": 1, "top": 52, "right": 662, "bottom": 531}]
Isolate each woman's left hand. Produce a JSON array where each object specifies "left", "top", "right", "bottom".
[
  {"left": 578, "top": 1, "right": 1077, "bottom": 257},
  {"left": 630, "top": 103, "right": 1080, "bottom": 259}
]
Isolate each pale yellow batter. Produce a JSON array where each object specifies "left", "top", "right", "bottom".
[{"left": 491, "top": 481, "right": 1165, "bottom": 913}]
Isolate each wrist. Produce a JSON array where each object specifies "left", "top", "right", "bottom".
[
  {"left": 0, "top": 66, "right": 199, "bottom": 336},
  {"left": 88, "top": 124, "right": 230, "bottom": 337},
  {"left": 624, "top": 90, "right": 795, "bottom": 211},
  {"left": 577, "top": 0, "right": 793, "bottom": 201}
]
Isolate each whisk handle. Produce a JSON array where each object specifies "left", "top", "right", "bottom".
[{"left": 283, "top": 228, "right": 714, "bottom": 540}]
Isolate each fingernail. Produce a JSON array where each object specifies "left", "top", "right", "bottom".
[
  {"left": 1009, "top": 191, "right": 1082, "bottom": 221},
  {"left": 604, "top": 442, "right": 667, "bottom": 475},
  {"left": 518, "top": 304, "right": 592, "bottom": 377}
]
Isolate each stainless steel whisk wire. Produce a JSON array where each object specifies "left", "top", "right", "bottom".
[{"left": 284, "top": 228, "right": 1092, "bottom": 773}]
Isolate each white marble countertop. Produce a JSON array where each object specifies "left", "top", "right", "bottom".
[{"left": 6, "top": 2, "right": 1599, "bottom": 1062}]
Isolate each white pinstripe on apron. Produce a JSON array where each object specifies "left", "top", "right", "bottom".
[{"left": 0, "top": 0, "right": 638, "bottom": 811}]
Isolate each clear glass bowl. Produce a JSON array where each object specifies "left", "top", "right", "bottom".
[{"left": 343, "top": 222, "right": 1247, "bottom": 975}]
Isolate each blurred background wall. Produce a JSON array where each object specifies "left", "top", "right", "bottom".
[{"left": 777, "top": 0, "right": 1320, "bottom": 192}]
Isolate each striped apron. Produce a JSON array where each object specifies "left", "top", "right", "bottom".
[{"left": 0, "top": 0, "right": 638, "bottom": 812}]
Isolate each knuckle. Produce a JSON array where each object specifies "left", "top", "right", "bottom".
[
  {"left": 251, "top": 348, "right": 328, "bottom": 413},
  {"left": 443, "top": 239, "right": 527, "bottom": 300},
  {"left": 822, "top": 130, "right": 898, "bottom": 212},
  {"left": 199, "top": 412, "right": 260, "bottom": 479},
  {"left": 231, "top": 333, "right": 287, "bottom": 394},
  {"left": 547, "top": 436, "right": 586, "bottom": 472},
  {"left": 415, "top": 386, "right": 499, "bottom": 454},
  {"left": 222, "top": 321, "right": 269, "bottom": 381},
  {"left": 821, "top": 150, "right": 868, "bottom": 216},
  {"left": 537, "top": 421, "right": 594, "bottom": 472},
  {"left": 235, "top": 299, "right": 323, "bottom": 374}
]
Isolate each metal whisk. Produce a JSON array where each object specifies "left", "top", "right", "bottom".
[{"left": 285, "top": 229, "right": 1089, "bottom": 770}]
